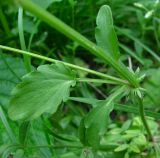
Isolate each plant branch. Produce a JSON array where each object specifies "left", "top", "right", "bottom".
[
  {"left": 16, "top": 0, "right": 139, "bottom": 88},
  {"left": 137, "top": 96, "right": 154, "bottom": 142},
  {"left": 0, "top": 44, "right": 128, "bottom": 85},
  {"left": 76, "top": 78, "right": 121, "bottom": 85}
]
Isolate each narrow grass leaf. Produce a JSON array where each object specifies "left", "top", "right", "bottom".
[
  {"left": 117, "top": 27, "right": 160, "bottom": 62},
  {"left": 0, "top": 106, "right": 16, "bottom": 143},
  {"left": 119, "top": 43, "right": 144, "bottom": 65}
]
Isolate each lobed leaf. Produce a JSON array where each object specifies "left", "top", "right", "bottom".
[{"left": 8, "top": 63, "right": 76, "bottom": 121}]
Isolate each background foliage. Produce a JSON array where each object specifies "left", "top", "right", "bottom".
[{"left": 0, "top": 0, "right": 160, "bottom": 157}]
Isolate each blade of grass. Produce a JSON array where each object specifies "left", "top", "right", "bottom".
[
  {"left": 116, "top": 27, "right": 160, "bottom": 62},
  {"left": 119, "top": 43, "right": 144, "bottom": 65},
  {"left": 16, "top": 0, "right": 139, "bottom": 88},
  {"left": 0, "top": 105, "right": 16, "bottom": 143},
  {"left": 18, "top": 7, "right": 32, "bottom": 72},
  {"left": 0, "top": 44, "right": 129, "bottom": 85}
]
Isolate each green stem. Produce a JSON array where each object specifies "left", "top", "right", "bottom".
[
  {"left": 18, "top": 7, "right": 32, "bottom": 72},
  {"left": 77, "top": 78, "right": 120, "bottom": 85},
  {"left": 27, "top": 20, "right": 40, "bottom": 51},
  {"left": 16, "top": 0, "right": 139, "bottom": 88},
  {"left": 24, "top": 144, "right": 83, "bottom": 149},
  {"left": 137, "top": 96, "right": 154, "bottom": 142},
  {"left": 0, "top": 44, "right": 128, "bottom": 85}
]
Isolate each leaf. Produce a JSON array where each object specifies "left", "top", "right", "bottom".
[
  {"left": 129, "top": 144, "right": 140, "bottom": 153},
  {"left": 114, "top": 144, "right": 128, "bottom": 152},
  {"left": 119, "top": 43, "right": 144, "bottom": 65},
  {"left": 143, "top": 68, "right": 160, "bottom": 108},
  {"left": 116, "top": 27, "right": 160, "bottom": 62},
  {"left": 0, "top": 53, "right": 26, "bottom": 107},
  {"left": 95, "top": 5, "right": 120, "bottom": 60},
  {"left": 0, "top": 144, "right": 19, "bottom": 158},
  {"left": 60, "top": 152, "right": 78, "bottom": 158},
  {"left": 0, "top": 106, "right": 16, "bottom": 143},
  {"left": 80, "top": 149, "right": 94, "bottom": 158},
  {"left": 29, "top": 118, "right": 52, "bottom": 158},
  {"left": 8, "top": 63, "right": 76, "bottom": 121},
  {"left": 19, "top": 121, "right": 30, "bottom": 145},
  {"left": 79, "top": 100, "right": 114, "bottom": 149}
]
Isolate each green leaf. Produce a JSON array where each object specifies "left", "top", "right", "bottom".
[
  {"left": 129, "top": 144, "right": 140, "bottom": 153},
  {"left": 0, "top": 53, "right": 26, "bottom": 107},
  {"left": 79, "top": 100, "right": 114, "bottom": 149},
  {"left": 8, "top": 63, "right": 76, "bottom": 121},
  {"left": 95, "top": 5, "right": 119, "bottom": 60},
  {"left": 143, "top": 68, "right": 160, "bottom": 108},
  {"left": 0, "top": 106, "right": 16, "bottom": 143},
  {"left": 19, "top": 121, "right": 30, "bottom": 145},
  {"left": 116, "top": 27, "right": 160, "bottom": 62},
  {"left": 29, "top": 118, "right": 52, "bottom": 158},
  {"left": 114, "top": 144, "right": 128, "bottom": 152},
  {"left": 60, "top": 152, "right": 78, "bottom": 158},
  {"left": 132, "top": 134, "right": 147, "bottom": 147}
]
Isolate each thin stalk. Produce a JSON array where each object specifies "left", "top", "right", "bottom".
[
  {"left": 16, "top": 0, "right": 139, "bottom": 88},
  {"left": 18, "top": 7, "right": 32, "bottom": 72},
  {"left": 137, "top": 96, "right": 154, "bottom": 142},
  {"left": 24, "top": 144, "right": 83, "bottom": 149},
  {"left": 77, "top": 78, "right": 120, "bottom": 85},
  {"left": 0, "top": 44, "right": 128, "bottom": 85},
  {"left": 28, "top": 20, "right": 40, "bottom": 51}
]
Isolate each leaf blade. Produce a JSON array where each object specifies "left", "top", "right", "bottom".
[
  {"left": 8, "top": 63, "right": 76, "bottom": 121},
  {"left": 95, "top": 5, "right": 120, "bottom": 60}
]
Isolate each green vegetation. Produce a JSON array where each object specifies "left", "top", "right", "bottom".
[{"left": 0, "top": 0, "right": 160, "bottom": 157}]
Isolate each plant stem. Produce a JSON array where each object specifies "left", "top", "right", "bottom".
[
  {"left": 16, "top": 0, "right": 139, "bottom": 88},
  {"left": 76, "top": 78, "right": 122, "bottom": 85},
  {"left": 23, "top": 144, "right": 83, "bottom": 149},
  {"left": 0, "top": 44, "right": 128, "bottom": 85},
  {"left": 18, "top": 7, "right": 32, "bottom": 72},
  {"left": 137, "top": 96, "right": 154, "bottom": 142}
]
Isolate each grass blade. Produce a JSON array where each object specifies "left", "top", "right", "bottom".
[
  {"left": 18, "top": 7, "right": 32, "bottom": 72},
  {"left": 0, "top": 105, "right": 16, "bottom": 143},
  {"left": 119, "top": 43, "right": 144, "bottom": 65},
  {"left": 117, "top": 27, "right": 160, "bottom": 62}
]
